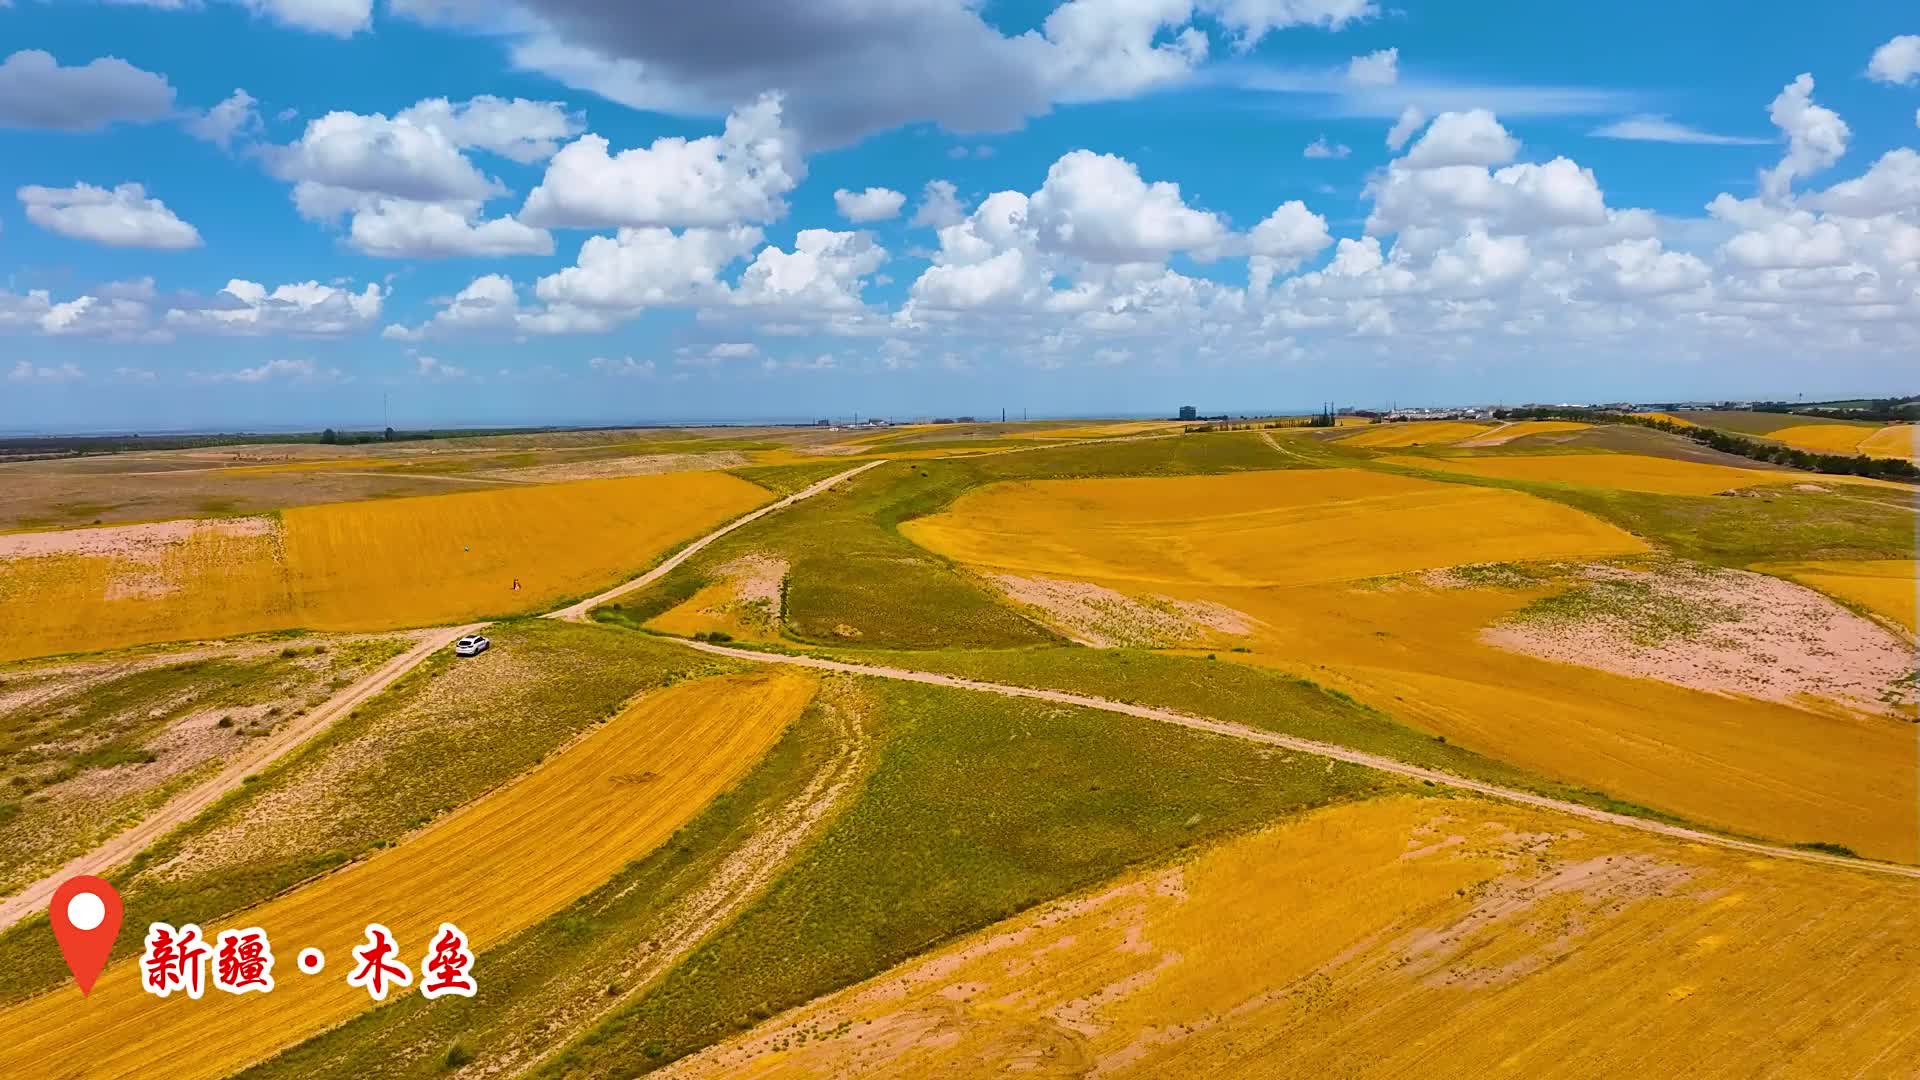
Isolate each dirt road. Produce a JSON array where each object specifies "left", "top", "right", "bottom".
[
  {"left": 672, "top": 639, "right": 1920, "bottom": 882},
  {"left": 0, "top": 624, "right": 481, "bottom": 930},
  {"left": 545, "top": 460, "right": 885, "bottom": 621}
]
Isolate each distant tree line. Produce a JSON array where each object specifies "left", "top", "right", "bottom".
[
  {"left": 2, "top": 423, "right": 665, "bottom": 462},
  {"left": 1496, "top": 407, "right": 1920, "bottom": 482},
  {"left": 1750, "top": 396, "right": 1920, "bottom": 422}
]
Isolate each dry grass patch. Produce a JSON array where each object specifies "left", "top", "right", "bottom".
[
  {"left": 0, "top": 669, "right": 818, "bottom": 1080},
  {"left": 657, "top": 795, "right": 1920, "bottom": 1080}
]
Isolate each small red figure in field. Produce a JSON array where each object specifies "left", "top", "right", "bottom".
[
  {"left": 213, "top": 926, "right": 275, "bottom": 994},
  {"left": 141, "top": 922, "right": 209, "bottom": 999},
  {"left": 419, "top": 922, "right": 476, "bottom": 1000},
  {"left": 347, "top": 923, "right": 413, "bottom": 1001}
]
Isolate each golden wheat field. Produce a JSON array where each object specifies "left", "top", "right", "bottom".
[
  {"left": 1859, "top": 424, "right": 1919, "bottom": 461},
  {"left": 0, "top": 471, "right": 769, "bottom": 662},
  {"left": 1334, "top": 421, "right": 1494, "bottom": 448},
  {"left": 0, "top": 670, "right": 817, "bottom": 1080},
  {"left": 899, "top": 469, "right": 1647, "bottom": 589},
  {"left": 1376, "top": 451, "right": 1903, "bottom": 495},
  {"left": 1216, "top": 579, "right": 1918, "bottom": 861},
  {"left": 661, "top": 796, "right": 1920, "bottom": 1080},
  {"left": 1456, "top": 419, "right": 1591, "bottom": 444},
  {"left": 1766, "top": 422, "right": 1910, "bottom": 458},
  {"left": 1755, "top": 560, "right": 1918, "bottom": 634},
  {"left": 903, "top": 470, "right": 1916, "bottom": 859}
]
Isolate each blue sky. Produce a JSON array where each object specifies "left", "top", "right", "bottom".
[{"left": 2, "top": 1, "right": 1917, "bottom": 431}]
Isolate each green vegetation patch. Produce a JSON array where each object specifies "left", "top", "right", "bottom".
[
  {"left": 727, "top": 460, "right": 867, "bottom": 496},
  {"left": 0, "top": 620, "right": 742, "bottom": 1006},
  {"left": 812, "top": 646, "right": 1687, "bottom": 827},
  {"left": 541, "top": 673, "right": 1392, "bottom": 1077},
  {"left": 1507, "top": 565, "right": 1742, "bottom": 647}
]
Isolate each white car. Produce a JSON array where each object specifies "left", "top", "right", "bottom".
[{"left": 453, "top": 634, "right": 490, "bottom": 657}]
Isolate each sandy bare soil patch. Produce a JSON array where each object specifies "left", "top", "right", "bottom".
[
  {"left": 0, "top": 516, "right": 275, "bottom": 560},
  {"left": 989, "top": 573, "right": 1257, "bottom": 648},
  {"left": 1484, "top": 563, "right": 1917, "bottom": 717},
  {"left": 485, "top": 452, "right": 749, "bottom": 483}
]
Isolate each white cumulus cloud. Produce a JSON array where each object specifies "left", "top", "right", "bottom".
[
  {"left": 833, "top": 187, "right": 907, "bottom": 223},
  {"left": 1347, "top": 47, "right": 1398, "bottom": 87},
  {"left": 18, "top": 182, "right": 203, "bottom": 249},
  {"left": 520, "top": 94, "right": 802, "bottom": 230},
  {"left": 1866, "top": 34, "right": 1920, "bottom": 86}
]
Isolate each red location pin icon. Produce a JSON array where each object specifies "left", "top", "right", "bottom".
[{"left": 50, "top": 876, "right": 123, "bottom": 996}]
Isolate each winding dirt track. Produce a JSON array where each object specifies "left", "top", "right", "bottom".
[
  {"left": 670, "top": 639, "right": 1920, "bottom": 882},
  {"left": 546, "top": 460, "right": 885, "bottom": 621},
  {"left": 0, "top": 460, "right": 882, "bottom": 932}
]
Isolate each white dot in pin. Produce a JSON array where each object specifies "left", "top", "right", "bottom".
[{"left": 67, "top": 891, "right": 105, "bottom": 932}]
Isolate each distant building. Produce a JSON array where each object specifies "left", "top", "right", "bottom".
[{"left": 1178, "top": 405, "right": 1198, "bottom": 421}]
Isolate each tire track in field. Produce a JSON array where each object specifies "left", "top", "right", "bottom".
[
  {"left": 670, "top": 639, "right": 1920, "bottom": 882},
  {"left": 493, "top": 681, "right": 874, "bottom": 1079},
  {"left": 545, "top": 460, "right": 886, "bottom": 621},
  {"left": 0, "top": 460, "right": 881, "bottom": 932}
]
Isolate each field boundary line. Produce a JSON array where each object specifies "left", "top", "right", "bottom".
[
  {"left": 544, "top": 460, "right": 886, "bottom": 622},
  {"left": 0, "top": 623, "right": 481, "bottom": 931},
  {"left": 671, "top": 639, "right": 1920, "bottom": 882}
]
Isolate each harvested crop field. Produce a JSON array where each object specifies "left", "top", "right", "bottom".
[
  {"left": 0, "top": 470, "right": 770, "bottom": 661},
  {"left": 900, "top": 469, "right": 1647, "bottom": 589},
  {"left": 1454, "top": 420, "right": 1591, "bottom": 446},
  {"left": 1378, "top": 451, "right": 1855, "bottom": 495},
  {"left": 1334, "top": 421, "right": 1493, "bottom": 448},
  {"left": 659, "top": 795, "right": 1920, "bottom": 1080},
  {"left": 1769, "top": 423, "right": 1916, "bottom": 460},
  {"left": 1754, "top": 559, "right": 1918, "bottom": 634},
  {"left": 0, "top": 669, "right": 818, "bottom": 1080},
  {"left": 1859, "top": 425, "right": 1918, "bottom": 460}
]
